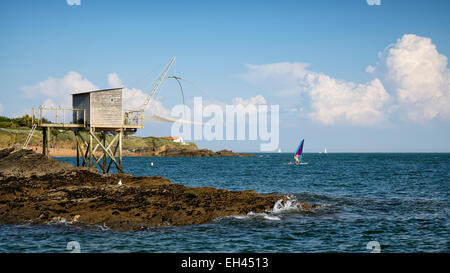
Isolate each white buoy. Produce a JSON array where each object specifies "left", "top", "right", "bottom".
[
  {"left": 150, "top": 162, "right": 154, "bottom": 166},
  {"left": 118, "top": 180, "right": 122, "bottom": 185}
]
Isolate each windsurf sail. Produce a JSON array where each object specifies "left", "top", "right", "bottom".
[{"left": 294, "top": 139, "right": 304, "bottom": 162}]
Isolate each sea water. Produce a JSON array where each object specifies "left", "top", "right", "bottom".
[{"left": 0, "top": 153, "right": 448, "bottom": 252}]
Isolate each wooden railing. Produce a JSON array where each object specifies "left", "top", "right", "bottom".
[
  {"left": 32, "top": 106, "right": 87, "bottom": 127},
  {"left": 123, "top": 110, "right": 144, "bottom": 128}
]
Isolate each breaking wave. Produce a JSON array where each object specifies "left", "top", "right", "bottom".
[
  {"left": 271, "top": 196, "right": 304, "bottom": 214},
  {"left": 228, "top": 195, "right": 313, "bottom": 221}
]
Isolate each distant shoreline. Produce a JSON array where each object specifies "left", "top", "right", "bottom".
[{"left": 21, "top": 145, "right": 255, "bottom": 157}]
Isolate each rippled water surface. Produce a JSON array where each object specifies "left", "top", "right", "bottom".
[{"left": 1, "top": 153, "right": 448, "bottom": 252}]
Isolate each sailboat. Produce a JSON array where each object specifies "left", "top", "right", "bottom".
[
  {"left": 293, "top": 139, "right": 307, "bottom": 165},
  {"left": 324, "top": 148, "right": 328, "bottom": 154}
]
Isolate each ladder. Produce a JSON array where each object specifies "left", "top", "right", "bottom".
[{"left": 23, "top": 123, "right": 37, "bottom": 149}]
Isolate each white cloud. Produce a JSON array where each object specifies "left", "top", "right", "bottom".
[
  {"left": 304, "top": 74, "right": 389, "bottom": 126},
  {"left": 378, "top": 34, "right": 450, "bottom": 122},
  {"left": 20, "top": 72, "right": 268, "bottom": 121},
  {"left": 122, "top": 86, "right": 170, "bottom": 117},
  {"left": 241, "top": 34, "right": 450, "bottom": 126},
  {"left": 107, "top": 73, "right": 123, "bottom": 88},
  {"left": 365, "top": 65, "right": 376, "bottom": 74},
  {"left": 22, "top": 71, "right": 169, "bottom": 116},
  {"left": 21, "top": 71, "right": 98, "bottom": 107},
  {"left": 106, "top": 73, "right": 170, "bottom": 117},
  {"left": 232, "top": 95, "right": 266, "bottom": 106},
  {"left": 21, "top": 71, "right": 171, "bottom": 117},
  {"left": 241, "top": 63, "right": 309, "bottom": 96},
  {"left": 242, "top": 63, "right": 390, "bottom": 126}
]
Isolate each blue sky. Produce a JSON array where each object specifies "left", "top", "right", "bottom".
[{"left": 1, "top": 0, "right": 449, "bottom": 152}]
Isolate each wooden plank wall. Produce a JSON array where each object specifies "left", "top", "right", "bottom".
[{"left": 89, "top": 89, "right": 123, "bottom": 127}]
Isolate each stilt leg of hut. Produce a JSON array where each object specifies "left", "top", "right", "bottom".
[
  {"left": 42, "top": 127, "right": 46, "bottom": 156},
  {"left": 88, "top": 130, "right": 123, "bottom": 174},
  {"left": 76, "top": 131, "right": 80, "bottom": 167},
  {"left": 102, "top": 131, "right": 107, "bottom": 173},
  {"left": 89, "top": 127, "right": 93, "bottom": 168},
  {"left": 42, "top": 127, "right": 50, "bottom": 157},
  {"left": 119, "top": 129, "right": 123, "bottom": 171}
]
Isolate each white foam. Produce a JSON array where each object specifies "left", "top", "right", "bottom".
[
  {"left": 271, "top": 197, "right": 301, "bottom": 214},
  {"left": 262, "top": 214, "right": 281, "bottom": 221},
  {"left": 94, "top": 222, "right": 110, "bottom": 231},
  {"left": 230, "top": 215, "right": 248, "bottom": 220},
  {"left": 247, "top": 212, "right": 281, "bottom": 221},
  {"left": 226, "top": 196, "right": 307, "bottom": 222}
]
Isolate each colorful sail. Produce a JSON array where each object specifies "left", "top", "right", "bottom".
[{"left": 295, "top": 139, "right": 304, "bottom": 156}]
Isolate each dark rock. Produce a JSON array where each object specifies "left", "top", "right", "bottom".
[{"left": 0, "top": 148, "right": 14, "bottom": 159}]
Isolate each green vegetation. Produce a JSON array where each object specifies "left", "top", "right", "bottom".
[
  {"left": 0, "top": 115, "right": 52, "bottom": 129},
  {"left": 0, "top": 115, "right": 33, "bottom": 129},
  {"left": 123, "top": 136, "right": 196, "bottom": 150}
]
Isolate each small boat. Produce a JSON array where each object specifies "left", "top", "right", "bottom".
[
  {"left": 278, "top": 148, "right": 282, "bottom": 153},
  {"left": 293, "top": 139, "right": 307, "bottom": 165}
]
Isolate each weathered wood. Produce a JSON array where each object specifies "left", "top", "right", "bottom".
[
  {"left": 76, "top": 132, "right": 89, "bottom": 167},
  {"left": 89, "top": 130, "right": 123, "bottom": 173},
  {"left": 102, "top": 132, "right": 107, "bottom": 172},
  {"left": 34, "top": 88, "right": 138, "bottom": 174},
  {"left": 119, "top": 129, "right": 123, "bottom": 169},
  {"left": 76, "top": 131, "right": 80, "bottom": 166},
  {"left": 106, "top": 139, "right": 120, "bottom": 173},
  {"left": 42, "top": 127, "right": 47, "bottom": 156},
  {"left": 72, "top": 88, "right": 123, "bottom": 128},
  {"left": 89, "top": 128, "right": 93, "bottom": 168},
  {"left": 92, "top": 133, "right": 119, "bottom": 173}
]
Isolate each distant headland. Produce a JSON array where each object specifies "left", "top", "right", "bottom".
[{"left": 0, "top": 115, "right": 252, "bottom": 157}]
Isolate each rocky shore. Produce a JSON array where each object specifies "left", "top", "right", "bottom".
[{"left": 0, "top": 149, "right": 318, "bottom": 231}]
